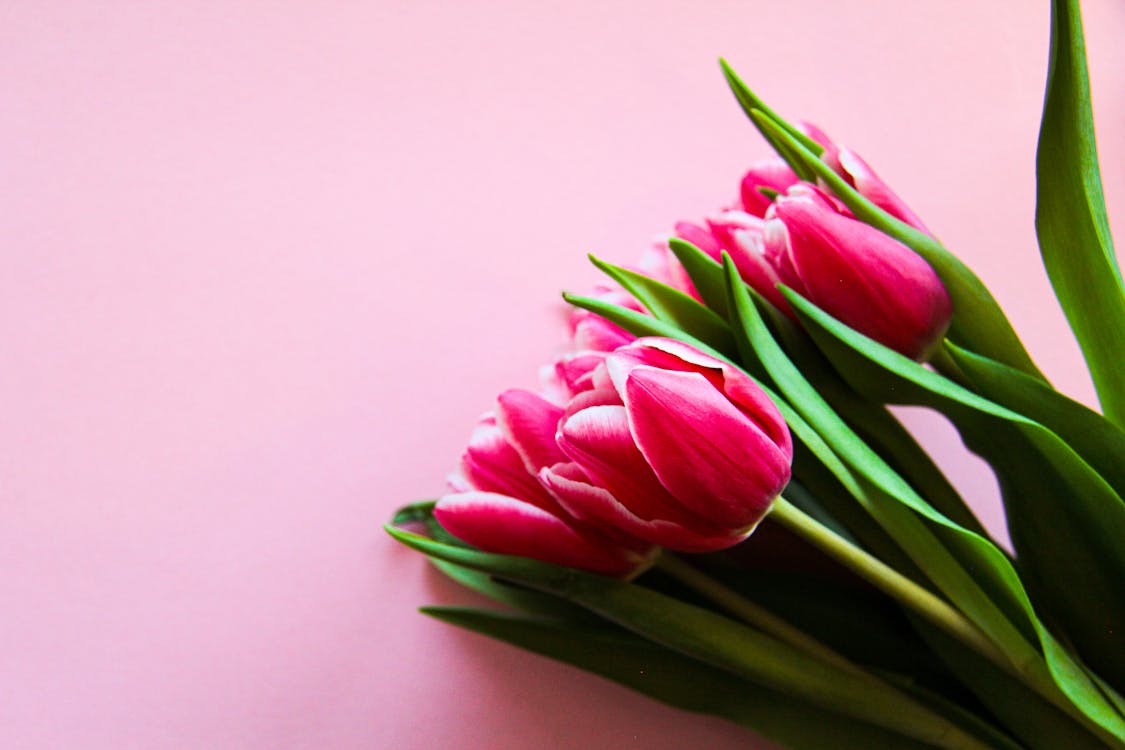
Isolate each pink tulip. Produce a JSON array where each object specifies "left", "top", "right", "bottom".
[
  {"left": 763, "top": 187, "right": 952, "bottom": 360},
  {"left": 435, "top": 392, "right": 655, "bottom": 576},
  {"left": 540, "top": 338, "right": 792, "bottom": 553}
]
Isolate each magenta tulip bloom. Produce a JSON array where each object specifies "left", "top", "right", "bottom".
[
  {"left": 764, "top": 187, "right": 952, "bottom": 360},
  {"left": 435, "top": 390, "right": 655, "bottom": 576},
  {"left": 541, "top": 338, "right": 793, "bottom": 553}
]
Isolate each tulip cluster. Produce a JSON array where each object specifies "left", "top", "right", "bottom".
[{"left": 434, "top": 125, "right": 956, "bottom": 576}]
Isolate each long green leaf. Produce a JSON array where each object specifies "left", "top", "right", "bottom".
[
  {"left": 587, "top": 254, "right": 737, "bottom": 357},
  {"left": 424, "top": 607, "right": 943, "bottom": 750},
  {"left": 1036, "top": 0, "right": 1125, "bottom": 426},
  {"left": 914, "top": 617, "right": 1111, "bottom": 750},
  {"left": 784, "top": 287, "right": 1125, "bottom": 743},
  {"left": 387, "top": 526, "right": 1004, "bottom": 750},
  {"left": 945, "top": 342, "right": 1125, "bottom": 501}
]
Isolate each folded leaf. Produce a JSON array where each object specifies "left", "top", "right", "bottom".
[{"left": 1036, "top": 0, "right": 1125, "bottom": 426}]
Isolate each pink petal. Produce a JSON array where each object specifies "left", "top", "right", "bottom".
[
  {"left": 836, "top": 148, "right": 931, "bottom": 234},
  {"left": 775, "top": 200, "right": 952, "bottom": 359},
  {"left": 674, "top": 221, "right": 725, "bottom": 263},
  {"left": 739, "top": 159, "right": 801, "bottom": 217},
  {"left": 496, "top": 389, "right": 565, "bottom": 473},
  {"left": 708, "top": 210, "right": 791, "bottom": 312},
  {"left": 556, "top": 404, "right": 716, "bottom": 531},
  {"left": 540, "top": 463, "right": 747, "bottom": 553},
  {"left": 434, "top": 491, "right": 649, "bottom": 576},
  {"left": 605, "top": 338, "right": 792, "bottom": 460},
  {"left": 623, "top": 367, "right": 791, "bottom": 528},
  {"left": 461, "top": 421, "right": 564, "bottom": 514}
]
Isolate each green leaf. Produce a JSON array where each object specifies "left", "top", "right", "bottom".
[
  {"left": 945, "top": 341, "right": 1125, "bottom": 503},
  {"left": 387, "top": 526, "right": 1005, "bottom": 750},
  {"left": 783, "top": 286, "right": 1125, "bottom": 743},
  {"left": 718, "top": 59, "right": 824, "bottom": 182},
  {"left": 391, "top": 501, "right": 605, "bottom": 621},
  {"left": 747, "top": 109, "right": 1045, "bottom": 382},
  {"left": 424, "top": 607, "right": 944, "bottom": 750},
  {"left": 1036, "top": 0, "right": 1125, "bottom": 426},
  {"left": 763, "top": 294, "right": 988, "bottom": 539},
  {"left": 914, "top": 618, "right": 1112, "bottom": 750},
  {"left": 587, "top": 254, "right": 737, "bottom": 357},
  {"left": 667, "top": 238, "right": 730, "bottom": 318}
]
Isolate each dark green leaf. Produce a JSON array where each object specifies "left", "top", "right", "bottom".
[
  {"left": 425, "top": 607, "right": 943, "bottom": 750},
  {"left": 914, "top": 618, "right": 1110, "bottom": 750},
  {"left": 1036, "top": 0, "right": 1125, "bottom": 426},
  {"left": 387, "top": 526, "right": 1004, "bottom": 750},
  {"left": 784, "top": 286, "right": 1125, "bottom": 743}
]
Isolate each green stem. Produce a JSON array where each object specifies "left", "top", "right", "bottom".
[
  {"left": 655, "top": 552, "right": 1005, "bottom": 750},
  {"left": 655, "top": 553, "right": 862, "bottom": 676},
  {"left": 772, "top": 497, "right": 1125, "bottom": 746},
  {"left": 770, "top": 497, "right": 1009, "bottom": 669}
]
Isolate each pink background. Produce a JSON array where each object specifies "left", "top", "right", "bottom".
[{"left": 2, "top": 2, "right": 1123, "bottom": 748}]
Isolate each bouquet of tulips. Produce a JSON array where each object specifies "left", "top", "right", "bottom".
[{"left": 388, "top": 2, "right": 1125, "bottom": 748}]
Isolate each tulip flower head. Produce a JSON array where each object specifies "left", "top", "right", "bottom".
[
  {"left": 763, "top": 185, "right": 952, "bottom": 360},
  {"left": 541, "top": 338, "right": 793, "bottom": 553},
  {"left": 435, "top": 389, "right": 655, "bottom": 577}
]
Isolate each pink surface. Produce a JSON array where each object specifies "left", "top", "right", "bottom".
[{"left": 2, "top": 2, "right": 1123, "bottom": 748}]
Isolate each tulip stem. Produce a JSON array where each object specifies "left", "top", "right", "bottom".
[
  {"left": 655, "top": 553, "right": 864, "bottom": 677},
  {"left": 769, "top": 497, "right": 1009, "bottom": 669}
]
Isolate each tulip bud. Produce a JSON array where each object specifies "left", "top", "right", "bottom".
[
  {"left": 540, "top": 338, "right": 792, "bottom": 553},
  {"left": 764, "top": 188, "right": 952, "bottom": 360},
  {"left": 435, "top": 392, "right": 655, "bottom": 576}
]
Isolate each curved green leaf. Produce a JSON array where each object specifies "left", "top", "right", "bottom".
[
  {"left": 587, "top": 254, "right": 736, "bottom": 357},
  {"left": 1036, "top": 0, "right": 1125, "bottom": 426},
  {"left": 945, "top": 342, "right": 1125, "bottom": 501},
  {"left": 914, "top": 618, "right": 1111, "bottom": 750},
  {"left": 387, "top": 526, "right": 1005, "bottom": 750},
  {"left": 424, "top": 607, "right": 944, "bottom": 750},
  {"left": 783, "top": 286, "right": 1125, "bottom": 742},
  {"left": 667, "top": 238, "right": 730, "bottom": 318}
]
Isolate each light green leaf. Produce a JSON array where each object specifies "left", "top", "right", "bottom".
[
  {"left": 587, "top": 254, "right": 737, "bottom": 357},
  {"left": 718, "top": 58, "right": 824, "bottom": 182},
  {"left": 1036, "top": 0, "right": 1125, "bottom": 426},
  {"left": 667, "top": 238, "right": 730, "bottom": 318}
]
